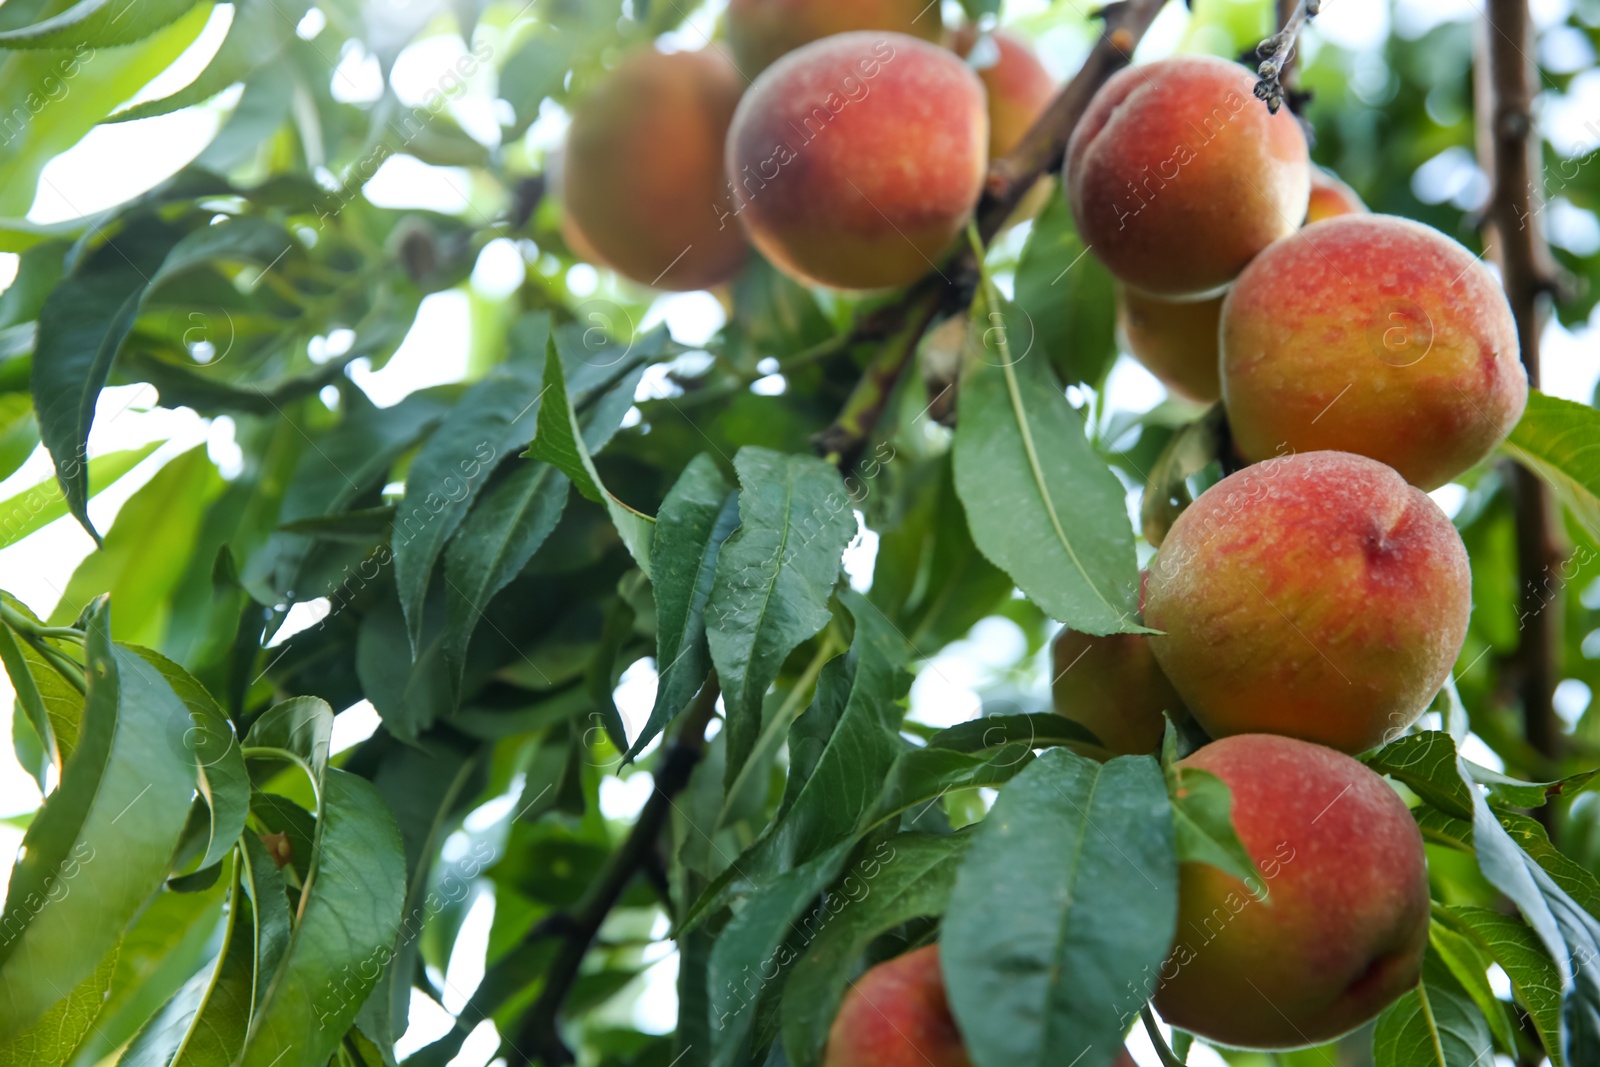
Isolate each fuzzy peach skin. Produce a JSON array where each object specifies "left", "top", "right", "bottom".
[
  {"left": 948, "top": 26, "right": 1055, "bottom": 158},
  {"left": 1153, "top": 735, "right": 1430, "bottom": 1049},
  {"left": 824, "top": 945, "right": 971, "bottom": 1067},
  {"left": 1065, "top": 55, "right": 1310, "bottom": 298},
  {"left": 1053, "top": 627, "right": 1186, "bottom": 755},
  {"left": 1116, "top": 286, "right": 1225, "bottom": 403},
  {"left": 725, "top": 32, "right": 987, "bottom": 291},
  {"left": 727, "top": 0, "right": 942, "bottom": 75},
  {"left": 1221, "top": 214, "right": 1527, "bottom": 490},
  {"left": 1305, "top": 167, "right": 1366, "bottom": 223},
  {"left": 1144, "top": 451, "right": 1471, "bottom": 754},
  {"left": 561, "top": 49, "right": 747, "bottom": 291}
]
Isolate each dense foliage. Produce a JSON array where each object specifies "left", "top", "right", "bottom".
[{"left": 0, "top": 0, "right": 1599, "bottom": 1065}]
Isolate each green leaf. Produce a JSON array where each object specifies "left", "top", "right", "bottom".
[
  {"left": 1372, "top": 946, "right": 1494, "bottom": 1067},
  {"left": 0, "top": 392, "right": 36, "bottom": 483},
  {"left": 952, "top": 289, "right": 1143, "bottom": 634},
  {"left": 705, "top": 446, "right": 856, "bottom": 786},
  {"left": 1430, "top": 921, "right": 1519, "bottom": 1056},
  {"left": 243, "top": 695, "right": 333, "bottom": 782},
  {"left": 0, "top": 944, "right": 114, "bottom": 1065},
  {"left": 0, "top": 594, "right": 84, "bottom": 769},
  {"left": 0, "top": 441, "right": 160, "bottom": 551},
  {"left": 51, "top": 446, "right": 226, "bottom": 646},
  {"left": 1448, "top": 905, "right": 1566, "bottom": 1066},
  {"left": 239, "top": 770, "right": 406, "bottom": 1067},
  {"left": 1503, "top": 390, "right": 1600, "bottom": 542},
  {"left": 1139, "top": 405, "right": 1226, "bottom": 548},
  {"left": 706, "top": 837, "right": 860, "bottom": 1067},
  {"left": 0, "top": 607, "right": 196, "bottom": 1040},
  {"left": 128, "top": 646, "right": 248, "bottom": 870},
  {"left": 1167, "top": 761, "right": 1261, "bottom": 892},
  {"left": 31, "top": 217, "right": 186, "bottom": 539},
  {"left": 0, "top": 0, "right": 202, "bottom": 48},
  {"left": 1013, "top": 192, "right": 1118, "bottom": 389},
  {"left": 1364, "top": 732, "right": 1476, "bottom": 819},
  {"left": 109, "top": 0, "right": 312, "bottom": 120},
  {"left": 527, "top": 335, "right": 654, "bottom": 578},
  {"left": 392, "top": 355, "right": 549, "bottom": 654},
  {"left": 941, "top": 749, "right": 1176, "bottom": 1067},
  {"left": 1465, "top": 762, "right": 1598, "bottom": 810},
  {"left": 781, "top": 832, "right": 971, "bottom": 1067},
  {"left": 441, "top": 344, "right": 643, "bottom": 681},
  {"left": 637, "top": 455, "right": 738, "bottom": 759}
]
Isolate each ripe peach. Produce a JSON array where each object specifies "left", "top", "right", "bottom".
[
  {"left": 948, "top": 27, "right": 1055, "bottom": 158},
  {"left": 561, "top": 49, "right": 747, "bottom": 291},
  {"left": 1144, "top": 451, "right": 1470, "bottom": 755},
  {"left": 1052, "top": 627, "right": 1186, "bottom": 756},
  {"left": 727, "top": 0, "right": 942, "bottom": 76},
  {"left": 1153, "top": 734, "right": 1430, "bottom": 1049},
  {"left": 724, "top": 32, "right": 987, "bottom": 290},
  {"left": 1116, "top": 287, "right": 1224, "bottom": 404},
  {"left": 825, "top": 945, "right": 970, "bottom": 1067},
  {"left": 1220, "top": 214, "right": 1527, "bottom": 490},
  {"left": 1305, "top": 167, "right": 1365, "bottom": 223},
  {"left": 1065, "top": 56, "right": 1310, "bottom": 298}
]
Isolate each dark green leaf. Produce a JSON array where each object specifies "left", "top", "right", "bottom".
[
  {"left": 1013, "top": 192, "right": 1117, "bottom": 388},
  {"left": 781, "top": 832, "right": 971, "bottom": 1067},
  {"left": 637, "top": 454, "right": 738, "bottom": 759},
  {"left": 1364, "top": 732, "right": 1476, "bottom": 819},
  {"left": 953, "top": 289, "right": 1143, "bottom": 634},
  {"left": 1448, "top": 905, "right": 1566, "bottom": 1066},
  {"left": 243, "top": 695, "right": 333, "bottom": 783},
  {"left": 942, "top": 749, "right": 1176, "bottom": 1067},
  {"left": 1503, "top": 390, "right": 1600, "bottom": 542},
  {"left": 705, "top": 446, "right": 855, "bottom": 786},
  {"left": 0, "top": 944, "right": 114, "bottom": 1065},
  {"left": 1372, "top": 946, "right": 1494, "bottom": 1067}
]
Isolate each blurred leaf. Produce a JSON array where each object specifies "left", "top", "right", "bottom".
[
  {"left": 1504, "top": 391, "right": 1600, "bottom": 543},
  {"left": 941, "top": 749, "right": 1176, "bottom": 1067},
  {"left": 780, "top": 832, "right": 970, "bottom": 1067},
  {"left": 0, "top": 943, "right": 115, "bottom": 1066},
  {"left": 243, "top": 695, "right": 333, "bottom": 782},
  {"left": 1139, "top": 405, "right": 1225, "bottom": 548},
  {"left": 0, "top": 392, "right": 35, "bottom": 482},
  {"left": 1372, "top": 946, "right": 1494, "bottom": 1067},
  {"left": 0, "top": 441, "right": 159, "bottom": 551},
  {"left": 0, "top": 606, "right": 196, "bottom": 1041},
  {"left": 109, "top": 0, "right": 312, "bottom": 120},
  {"left": 705, "top": 446, "right": 855, "bottom": 789},
  {"left": 0, "top": 0, "right": 202, "bottom": 48},
  {"left": 953, "top": 289, "right": 1143, "bottom": 635}
]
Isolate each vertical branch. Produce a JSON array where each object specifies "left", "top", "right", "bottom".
[{"left": 1479, "top": 0, "right": 1565, "bottom": 775}]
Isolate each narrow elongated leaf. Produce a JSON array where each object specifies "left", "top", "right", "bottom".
[
  {"left": 706, "top": 446, "right": 855, "bottom": 785},
  {"left": 637, "top": 455, "right": 738, "bottom": 758},
  {"left": 129, "top": 647, "right": 248, "bottom": 870},
  {"left": 527, "top": 336, "right": 654, "bottom": 577},
  {"left": 0, "top": 0, "right": 201, "bottom": 48},
  {"left": 781, "top": 832, "right": 971, "bottom": 1067},
  {"left": 0, "top": 594, "right": 83, "bottom": 769},
  {"left": 1013, "top": 192, "right": 1118, "bottom": 388},
  {"left": 707, "top": 837, "right": 859, "bottom": 1067},
  {"left": 240, "top": 770, "right": 406, "bottom": 1067},
  {"left": 1373, "top": 947, "right": 1494, "bottom": 1067},
  {"left": 0, "top": 441, "right": 160, "bottom": 550},
  {"left": 0, "top": 945, "right": 115, "bottom": 1066},
  {"left": 1504, "top": 390, "right": 1600, "bottom": 542},
  {"left": 1364, "top": 732, "right": 1475, "bottom": 819},
  {"left": 392, "top": 360, "right": 545, "bottom": 654},
  {"left": 1164, "top": 727, "right": 1259, "bottom": 891},
  {"left": 32, "top": 218, "right": 183, "bottom": 539},
  {"left": 1449, "top": 905, "right": 1566, "bottom": 1066},
  {"left": 110, "top": 0, "right": 312, "bottom": 121},
  {"left": 442, "top": 350, "right": 642, "bottom": 680},
  {"left": 953, "top": 290, "right": 1142, "bottom": 634},
  {"left": 0, "top": 610, "right": 196, "bottom": 1039},
  {"left": 1430, "top": 922, "right": 1519, "bottom": 1055},
  {"left": 942, "top": 749, "right": 1176, "bottom": 1067}
]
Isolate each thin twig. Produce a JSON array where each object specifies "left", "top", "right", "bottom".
[
  {"left": 507, "top": 677, "right": 723, "bottom": 1065},
  {"left": 813, "top": 0, "right": 1169, "bottom": 468},
  {"left": 1142, "top": 1007, "right": 1186, "bottom": 1067},
  {"left": 1252, "top": 0, "right": 1319, "bottom": 113},
  {"left": 1479, "top": 0, "right": 1565, "bottom": 789}
]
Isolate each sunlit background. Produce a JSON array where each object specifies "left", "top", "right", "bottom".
[{"left": 0, "top": 0, "right": 1597, "bottom": 1061}]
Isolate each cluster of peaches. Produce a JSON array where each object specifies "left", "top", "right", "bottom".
[{"left": 555, "top": 5, "right": 1531, "bottom": 1064}]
